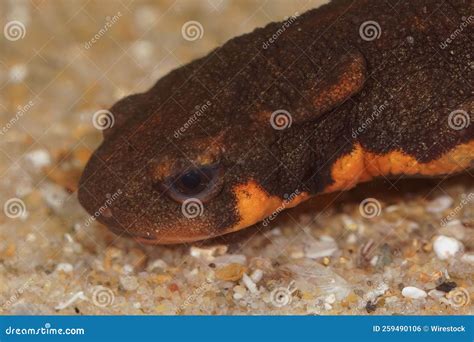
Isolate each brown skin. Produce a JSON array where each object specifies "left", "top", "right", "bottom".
[{"left": 78, "top": 0, "right": 474, "bottom": 244}]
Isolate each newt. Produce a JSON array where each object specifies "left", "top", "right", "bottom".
[{"left": 78, "top": 0, "right": 474, "bottom": 244}]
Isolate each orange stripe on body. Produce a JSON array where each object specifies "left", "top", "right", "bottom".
[
  {"left": 325, "top": 141, "right": 474, "bottom": 193},
  {"left": 231, "top": 141, "right": 473, "bottom": 232}
]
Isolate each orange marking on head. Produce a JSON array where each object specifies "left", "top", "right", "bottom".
[{"left": 232, "top": 181, "right": 309, "bottom": 230}]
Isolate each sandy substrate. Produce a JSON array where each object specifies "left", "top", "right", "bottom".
[{"left": 0, "top": 0, "right": 473, "bottom": 315}]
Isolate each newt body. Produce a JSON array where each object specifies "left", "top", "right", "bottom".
[{"left": 79, "top": 0, "right": 474, "bottom": 244}]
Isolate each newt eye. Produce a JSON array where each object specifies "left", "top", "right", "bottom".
[{"left": 161, "top": 164, "right": 224, "bottom": 203}]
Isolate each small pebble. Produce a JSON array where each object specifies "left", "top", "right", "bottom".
[
  {"left": 250, "top": 269, "right": 263, "bottom": 283},
  {"left": 122, "top": 264, "right": 134, "bottom": 274},
  {"left": 120, "top": 275, "right": 139, "bottom": 291},
  {"left": 9, "top": 64, "right": 28, "bottom": 83},
  {"left": 365, "top": 300, "right": 377, "bottom": 313},
  {"left": 402, "top": 286, "right": 427, "bottom": 299},
  {"left": 39, "top": 183, "right": 68, "bottom": 211},
  {"left": 461, "top": 254, "right": 474, "bottom": 264},
  {"left": 341, "top": 215, "right": 358, "bottom": 231},
  {"left": 436, "top": 281, "right": 457, "bottom": 293},
  {"left": 190, "top": 245, "right": 228, "bottom": 259},
  {"left": 55, "top": 263, "right": 73, "bottom": 273},
  {"left": 213, "top": 254, "right": 246, "bottom": 266},
  {"left": 242, "top": 273, "right": 258, "bottom": 294},
  {"left": 325, "top": 293, "right": 336, "bottom": 304},
  {"left": 346, "top": 233, "right": 357, "bottom": 244},
  {"left": 215, "top": 263, "right": 246, "bottom": 281},
  {"left": 233, "top": 292, "right": 243, "bottom": 300},
  {"left": 428, "top": 289, "right": 445, "bottom": 299},
  {"left": 433, "top": 235, "right": 462, "bottom": 260},
  {"left": 304, "top": 238, "right": 338, "bottom": 259},
  {"left": 233, "top": 285, "right": 246, "bottom": 300},
  {"left": 426, "top": 195, "right": 453, "bottom": 213},
  {"left": 290, "top": 250, "right": 305, "bottom": 259},
  {"left": 146, "top": 259, "right": 168, "bottom": 272},
  {"left": 24, "top": 149, "right": 51, "bottom": 170}
]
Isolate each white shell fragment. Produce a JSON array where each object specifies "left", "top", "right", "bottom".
[
  {"left": 433, "top": 235, "right": 463, "bottom": 260},
  {"left": 402, "top": 287, "right": 427, "bottom": 299}
]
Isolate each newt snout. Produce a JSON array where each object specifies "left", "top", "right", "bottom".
[{"left": 78, "top": 0, "right": 474, "bottom": 244}]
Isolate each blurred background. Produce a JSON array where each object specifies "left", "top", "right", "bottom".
[{"left": 0, "top": 0, "right": 472, "bottom": 315}]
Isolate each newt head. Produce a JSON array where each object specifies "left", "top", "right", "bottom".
[
  {"left": 77, "top": 92, "right": 309, "bottom": 244},
  {"left": 77, "top": 8, "right": 372, "bottom": 244}
]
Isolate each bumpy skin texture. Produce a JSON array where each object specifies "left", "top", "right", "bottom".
[{"left": 78, "top": 0, "right": 474, "bottom": 244}]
